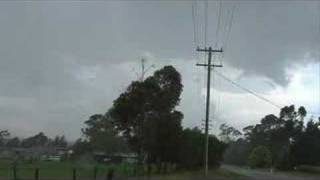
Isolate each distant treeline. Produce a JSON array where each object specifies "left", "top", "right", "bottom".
[
  {"left": 222, "top": 105, "right": 320, "bottom": 170},
  {"left": 0, "top": 131, "right": 67, "bottom": 148}
]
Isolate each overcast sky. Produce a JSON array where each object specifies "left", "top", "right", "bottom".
[{"left": 0, "top": 1, "right": 319, "bottom": 140}]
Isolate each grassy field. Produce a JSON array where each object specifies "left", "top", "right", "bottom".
[
  {"left": 0, "top": 160, "right": 244, "bottom": 179},
  {"left": 0, "top": 160, "right": 134, "bottom": 179}
]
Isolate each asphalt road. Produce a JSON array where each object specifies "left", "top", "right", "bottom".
[{"left": 222, "top": 165, "right": 320, "bottom": 180}]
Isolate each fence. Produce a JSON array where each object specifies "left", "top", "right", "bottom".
[
  {"left": 0, "top": 166, "right": 126, "bottom": 180},
  {"left": 0, "top": 163, "right": 176, "bottom": 180}
]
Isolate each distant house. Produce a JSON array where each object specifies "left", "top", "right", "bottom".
[
  {"left": 0, "top": 148, "right": 15, "bottom": 159},
  {"left": 0, "top": 147, "right": 68, "bottom": 161},
  {"left": 93, "top": 151, "right": 137, "bottom": 164}
]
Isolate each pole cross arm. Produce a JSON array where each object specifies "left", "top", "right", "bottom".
[
  {"left": 196, "top": 63, "right": 223, "bottom": 67},
  {"left": 196, "top": 47, "right": 223, "bottom": 52}
]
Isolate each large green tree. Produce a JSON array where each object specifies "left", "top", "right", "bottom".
[
  {"left": 21, "top": 132, "right": 49, "bottom": 148},
  {"left": 241, "top": 105, "right": 307, "bottom": 169},
  {"left": 219, "top": 123, "right": 242, "bottom": 143},
  {"left": 82, "top": 114, "right": 128, "bottom": 154},
  {"left": 6, "top": 137, "right": 20, "bottom": 147},
  {"left": 0, "top": 130, "right": 9, "bottom": 146},
  {"left": 179, "top": 127, "right": 227, "bottom": 169},
  {"left": 109, "top": 66, "right": 183, "bottom": 164},
  {"left": 50, "top": 135, "right": 67, "bottom": 148},
  {"left": 292, "top": 117, "right": 320, "bottom": 165},
  {"left": 248, "top": 146, "right": 272, "bottom": 168}
]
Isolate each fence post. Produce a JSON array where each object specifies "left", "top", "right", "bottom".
[
  {"left": 13, "top": 165, "right": 17, "bottom": 180},
  {"left": 147, "top": 164, "right": 151, "bottom": 177},
  {"left": 35, "top": 168, "right": 39, "bottom": 180},
  {"left": 73, "top": 168, "right": 77, "bottom": 180},
  {"left": 106, "top": 168, "right": 114, "bottom": 180},
  {"left": 93, "top": 166, "right": 97, "bottom": 180}
]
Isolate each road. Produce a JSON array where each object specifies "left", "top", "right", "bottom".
[{"left": 222, "top": 165, "right": 320, "bottom": 180}]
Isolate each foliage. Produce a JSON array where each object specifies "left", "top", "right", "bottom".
[
  {"left": 6, "top": 137, "right": 20, "bottom": 147},
  {"left": 223, "top": 105, "right": 320, "bottom": 170},
  {"left": 248, "top": 146, "right": 272, "bottom": 168},
  {"left": 21, "top": 132, "right": 50, "bottom": 148},
  {"left": 219, "top": 123, "right": 242, "bottom": 143},
  {"left": 223, "top": 138, "right": 250, "bottom": 166},
  {"left": 179, "top": 127, "right": 227, "bottom": 169},
  {"left": 78, "top": 65, "right": 227, "bottom": 169},
  {"left": 1, "top": 132, "right": 68, "bottom": 149},
  {"left": 71, "top": 139, "right": 92, "bottom": 159},
  {"left": 0, "top": 130, "right": 10, "bottom": 146},
  {"left": 244, "top": 105, "right": 307, "bottom": 169},
  {"left": 50, "top": 135, "right": 67, "bottom": 147},
  {"left": 81, "top": 114, "right": 129, "bottom": 154},
  {"left": 143, "top": 110, "right": 183, "bottom": 164},
  {"left": 109, "top": 66, "right": 183, "bottom": 164},
  {"left": 291, "top": 118, "right": 320, "bottom": 165}
]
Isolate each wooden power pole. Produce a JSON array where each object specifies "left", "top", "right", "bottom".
[
  {"left": 196, "top": 46, "right": 223, "bottom": 176},
  {"left": 139, "top": 58, "right": 154, "bottom": 81}
]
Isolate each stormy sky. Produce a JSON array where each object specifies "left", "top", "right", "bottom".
[{"left": 0, "top": 1, "right": 319, "bottom": 140}]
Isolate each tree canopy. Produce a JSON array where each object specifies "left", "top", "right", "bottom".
[
  {"left": 109, "top": 66, "right": 183, "bottom": 164},
  {"left": 222, "top": 105, "right": 320, "bottom": 170},
  {"left": 76, "top": 65, "right": 227, "bottom": 169}
]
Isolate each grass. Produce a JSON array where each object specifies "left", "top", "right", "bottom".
[
  {"left": 0, "top": 160, "right": 135, "bottom": 178},
  {"left": 281, "top": 165, "right": 320, "bottom": 177},
  {"left": 0, "top": 160, "right": 244, "bottom": 179},
  {"left": 150, "top": 168, "right": 244, "bottom": 180}
]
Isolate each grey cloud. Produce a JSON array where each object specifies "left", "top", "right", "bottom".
[{"left": 0, "top": 1, "right": 319, "bottom": 139}]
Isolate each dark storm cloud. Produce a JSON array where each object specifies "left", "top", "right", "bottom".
[
  {"left": 0, "top": 1, "right": 319, "bottom": 138},
  {"left": 223, "top": 1, "right": 320, "bottom": 85}
]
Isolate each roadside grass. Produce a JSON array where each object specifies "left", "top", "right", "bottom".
[
  {"left": 282, "top": 165, "right": 320, "bottom": 177},
  {"left": 151, "top": 168, "right": 244, "bottom": 180}
]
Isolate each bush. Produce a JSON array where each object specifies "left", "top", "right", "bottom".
[
  {"left": 248, "top": 146, "right": 272, "bottom": 168},
  {"left": 179, "top": 128, "right": 227, "bottom": 169}
]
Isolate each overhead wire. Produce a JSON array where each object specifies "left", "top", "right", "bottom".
[
  {"left": 224, "top": 5, "right": 237, "bottom": 53},
  {"left": 192, "top": 0, "right": 202, "bottom": 64},
  {"left": 214, "top": 0, "right": 222, "bottom": 48},
  {"left": 191, "top": 0, "right": 207, "bottom": 129},
  {"left": 214, "top": 69, "right": 320, "bottom": 117},
  {"left": 318, "top": 2, "right": 320, "bottom": 117},
  {"left": 204, "top": 0, "right": 208, "bottom": 48},
  {"left": 202, "top": 0, "right": 209, "bottom": 132},
  {"left": 203, "top": 0, "right": 209, "bottom": 125},
  {"left": 213, "top": 0, "right": 224, "bottom": 131},
  {"left": 213, "top": 70, "right": 283, "bottom": 109},
  {"left": 192, "top": 0, "right": 203, "bottom": 124},
  {"left": 214, "top": 3, "right": 237, "bottom": 126},
  {"left": 192, "top": 1, "right": 197, "bottom": 48},
  {"left": 192, "top": 1, "right": 320, "bottom": 120}
]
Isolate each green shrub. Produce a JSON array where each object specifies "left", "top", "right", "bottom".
[{"left": 248, "top": 146, "right": 272, "bottom": 168}]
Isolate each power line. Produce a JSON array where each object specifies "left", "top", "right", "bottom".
[
  {"left": 214, "top": 70, "right": 320, "bottom": 117},
  {"left": 192, "top": 0, "right": 198, "bottom": 48},
  {"left": 203, "top": 0, "right": 209, "bottom": 117},
  {"left": 204, "top": 0, "right": 208, "bottom": 48},
  {"left": 224, "top": 4, "right": 236, "bottom": 52},
  {"left": 213, "top": 70, "right": 283, "bottom": 109},
  {"left": 318, "top": 2, "right": 320, "bottom": 114},
  {"left": 215, "top": 0, "right": 222, "bottom": 48}
]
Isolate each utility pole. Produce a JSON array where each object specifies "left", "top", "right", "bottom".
[
  {"left": 141, "top": 58, "right": 146, "bottom": 81},
  {"left": 196, "top": 46, "right": 223, "bottom": 176},
  {"left": 139, "top": 58, "right": 155, "bottom": 81},
  {"left": 137, "top": 58, "right": 154, "bottom": 165}
]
